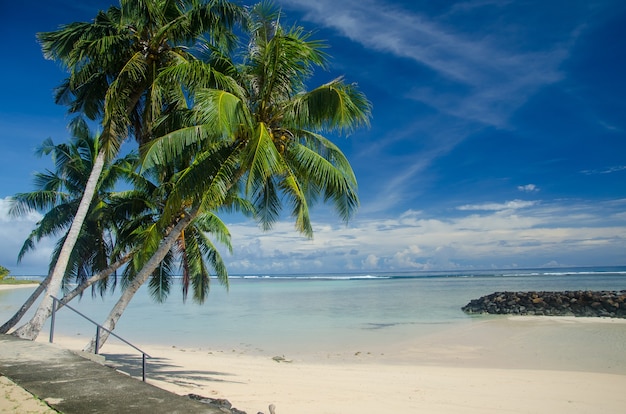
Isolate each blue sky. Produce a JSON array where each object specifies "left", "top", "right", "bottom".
[{"left": 1, "top": 0, "right": 625, "bottom": 275}]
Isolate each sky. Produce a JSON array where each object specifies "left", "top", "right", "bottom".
[{"left": 0, "top": 0, "right": 625, "bottom": 276}]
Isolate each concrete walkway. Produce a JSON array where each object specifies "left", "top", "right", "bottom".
[{"left": 0, "top": 334, "right": 223, "bottom": 413}]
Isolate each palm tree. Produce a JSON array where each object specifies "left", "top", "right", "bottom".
[
  {"left": 1, "top": 119, "right": 138, "bottom": 333},
  {"left": 13, "top": 0, "right": 246, "bottom": 339},
  {"left": 84, "top": 208, "right": 236, "bottom": 352},
  {"left": 16, "top": 120, "right": 137, "bottom": 289},
  {"left": 144, "top": 3, "right": 371, "bottom": 235},
  {"left": 89, "top": 3, "right": 371, "bottom": 349},
  {"left": 84, "top": 143, "right": 245, "bottom": 351},
  {"left": 114, "top": 151, "right": 247, "bottom": 306}
]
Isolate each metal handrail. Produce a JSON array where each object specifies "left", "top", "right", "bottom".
[{"left": 49, "top": 296, "right": 151, "bottom": 381}]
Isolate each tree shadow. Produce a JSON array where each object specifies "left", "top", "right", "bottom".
[{"left": 100, "top": 352, "right": 244, "bottom": 387}]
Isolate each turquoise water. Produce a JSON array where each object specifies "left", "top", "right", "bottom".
[{"left": 1, "top": 267, "right": 625, "bottom": 354}]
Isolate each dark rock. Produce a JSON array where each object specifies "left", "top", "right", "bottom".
[
  {"left": 187, "top": 394, "right": 248, "bottom": 414},
  {"left": 462, "top": 290, "right": 626, "bottom": 318}
]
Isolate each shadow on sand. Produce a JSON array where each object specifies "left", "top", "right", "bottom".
[{"left": 100, "top": 352, "right": 244, "bottom": 387}]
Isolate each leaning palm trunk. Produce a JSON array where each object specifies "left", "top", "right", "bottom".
[
  {"left": 0, "top": 252, "right": 131, "bottom": 333},
  {"left": 12, "top": 150, "right": 107, "bottom": 340},
  {"left": 0, "top": 275, "right": 51, "bottom": 334},
  {"left": 83, "top": 208, "right": 198, "bottom": 353},
  {"left": 56, "top": 252, "right": 133, "bottom": 310}
]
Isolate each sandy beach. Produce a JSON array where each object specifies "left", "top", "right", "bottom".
[
  {"left": 0, "top": 283, "right": 39, "bottom": 291},
  {"left": 35, "top": 316, "right": 626, "bottom": 414},
  {"left": 2, "top": 281, "right": 626, "bottom": 413}
]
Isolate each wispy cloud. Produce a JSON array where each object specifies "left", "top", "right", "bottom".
[
  {"left": 280, "top": 0, "right": 583, "bottom": 215},
  {"left": 354, "top": 113, "right": 485, "bottom": 215},
  {"left": 282, "top": 0, "right": 570, "bottom": 127},
  {"left": 581, "top": 165, "right": 626, "bottom": 175},
  {"left": 448, "top": 0, "right": 514, "bottom": 14},
  {"left": 457, "top": 200, "right": 537, "bottom": 211}
]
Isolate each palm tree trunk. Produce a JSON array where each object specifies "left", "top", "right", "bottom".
[
  {"left": 12, "top": 149, "right": 107, "bottom": 340},
  {"left": 83, "top": 208, "right": 198, "bottom": 353},
  {"left": 56, "top": 252, "right": 133, "bottom": 310},
  {"left": 0, "top": 252, "right": 131, "bottom": 334},
  {"left": 0, "top": 275, "right": 51, "bottom": 334}
]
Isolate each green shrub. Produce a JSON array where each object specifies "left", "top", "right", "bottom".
[{"left": 0, "top": 265, "right": 9, "bottom": 280}]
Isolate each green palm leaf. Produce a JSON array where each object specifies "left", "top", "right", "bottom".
[{"left": 289, "top": 78, "right": 372, "bottom": 133}]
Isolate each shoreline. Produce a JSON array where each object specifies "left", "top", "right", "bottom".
[
  {"left": 3, "top": 282, "right": 626, "bottom": 413},
  {"left": 41, "top": 315, "right": 626, "bottom": 413},
  {"left": 0, "top": 283, "right": 40, "bottom": 291}
]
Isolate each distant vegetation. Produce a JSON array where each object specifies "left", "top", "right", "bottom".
[
  {"left": 0, "top": 265, "right": 8, "bottom": 280},
  {"left": 0, "top": 265, "right": 39, "bottom": 284}
]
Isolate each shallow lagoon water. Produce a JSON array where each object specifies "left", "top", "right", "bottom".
[{"left": 1, "top": 267, "right": 625, "bottom": 354}]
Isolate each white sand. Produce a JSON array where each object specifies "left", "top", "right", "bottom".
[
  {"left": 44, "top": 316, "right": 626, "bottom": 414},
  {"left": 0, "top": 284, "right": 39, "bottom": 291}
]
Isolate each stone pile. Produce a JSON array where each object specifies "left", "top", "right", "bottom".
[
  {"left": 462, "top": 290, "right": 626, "bottom": 318},
  {"left": 187, "top": 394, "right": 248, "bottom": 414},
  {"left": 187, "top": 394, "right": 277, "bottom": 414}
]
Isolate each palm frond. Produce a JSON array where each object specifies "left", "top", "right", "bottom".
[
  {"left": 296, "top": 130, "right": 358, "bottom": 185},
  {"left": 193, "top": 88, "right": 251, "bottom": 136},
  {"left": 287, "top": 141, "right": 359, "bottom": 223},
  {"left": 161, "top": 143, "right": 240, "bottom": 225},
  {"left": 242, "top": 122, "right": 284, "bottom": 195},
  {"left": 281, "top": 172, "right": 314, "bottom": 237},
  {"left": 148, "top": 259, "right": 175, "bottom": 303},
  {"left": 193, "top": 212, "right": 233, "bottom": 253},
  {"left": 141, "top": 88, "right": 248, "bottom": 172},
  {"left": 250, "top": 175, "right": 281, "bottom": 232},
  {"left": 288, "top": 78, "right": 372, "bottom": 134}
]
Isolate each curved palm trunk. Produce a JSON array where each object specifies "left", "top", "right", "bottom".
[
  {"left": 56, "top": 252, "right": 133, "bottom": 310},
  {"left": 0, "top": 252, "right": 131, "bottom": 334},
  {"left": 83, "top": 208, "right": 198, "bottom": 353},
  {"left": 12, "top": 150, "right": 107, "bottom": 340},
  {"left": 0, "top": 275, "right": 51, "bottom": 334}
]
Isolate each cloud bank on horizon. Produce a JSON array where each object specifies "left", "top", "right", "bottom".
[
  {"left": 0, "top": 0, "right": 625, "bottom": 275},
  {"left": 3, "top": 194, "right": 625, "bottom": 275}
]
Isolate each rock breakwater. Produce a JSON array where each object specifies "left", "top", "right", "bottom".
[{"left": 462, "top": 290, "right": 626, "bottom": 318}]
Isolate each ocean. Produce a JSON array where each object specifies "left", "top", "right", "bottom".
[{"left": 1, "top": 267, "right": 625, "bottom": 355}]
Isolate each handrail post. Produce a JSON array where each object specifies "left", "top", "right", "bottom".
[
  {"left": 48, "top": 296, "right": 151, "bottom": 381},
  {"left": 142, "top": 354, "right": 147, "bottom": 382},
  {"left": 49, "top": 298, "right": 57, "bottom": 344},
  {"left": 95, "top": 327, "right": 100, "bottom": 355}
]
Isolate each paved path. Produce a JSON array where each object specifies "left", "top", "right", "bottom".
[{"left": 0, "top": 334, "right": 223, "bottom": 413}]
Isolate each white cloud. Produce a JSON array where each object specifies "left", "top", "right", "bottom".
[
  {"left": 456, "top": 199, "right": 537, "bottom": 211},
  {"left": 216, "top": 197, "right": 626, "bottom": 274},
  {"left": 363, "top": 254, "right": 380, "bottom": 269},
  {"left": 2, "top": 196, "right": 624, "bottom": 276},
  {"left": 0, "top": 197, "right": 52, "bottom": 276},
  {"left": 0, "top": 197, "right": 39, "bottom": 223},
  {"left": 518, "top": 184, "right": 539, "bottom": 193}
]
